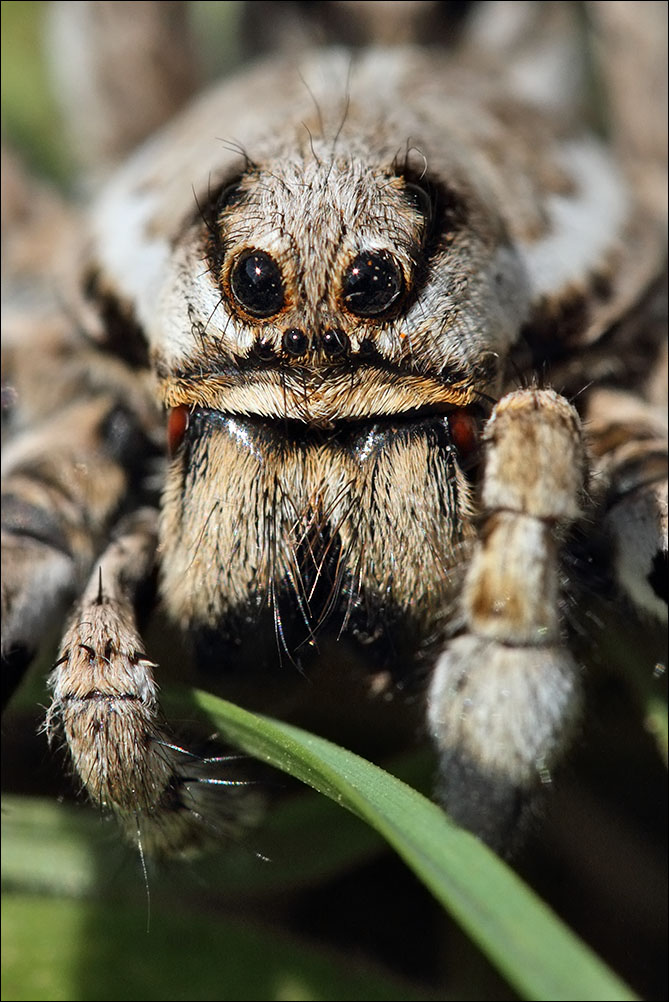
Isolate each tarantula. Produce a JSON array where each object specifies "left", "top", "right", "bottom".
[{"left": 2, "top": 1, "right": 667, "bottom": 860}]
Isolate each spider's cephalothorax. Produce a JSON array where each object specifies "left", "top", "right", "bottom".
[{"left": 2, "top": 2, "right": 666, "bottom": 857}]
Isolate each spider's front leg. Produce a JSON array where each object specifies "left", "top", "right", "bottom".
[{"left": 428, "top": 389, "right": 586, "bottom": 853}]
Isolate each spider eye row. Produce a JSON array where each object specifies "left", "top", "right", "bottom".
[
  {"left": 255, "top": 327, "right": 350, "bottom": 358},
  {"left": 227, "top": 248, "right": 405, "bottom": 320}
]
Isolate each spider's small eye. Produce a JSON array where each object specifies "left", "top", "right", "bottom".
[
  {"left": 282, "top": 328, "right": 309, "bottom": 356},
  {"left": 404, "top": 181, "right": 432, "bottom": 225},
  {"left": 342, "top": 251, "right": 404, "bottom": 317},
  {"left": 230, "top": 250, "right": 285, "bottom": 318},
  {"left": 321, "top": 327, "right": 349, "bottom": 357},
  {"left": 216, "top": 182, "right": 244, "bottom": 212}
]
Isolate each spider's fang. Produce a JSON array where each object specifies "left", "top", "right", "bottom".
[{"left": 167, "top": 405, "right": 190, "bottom": 457}]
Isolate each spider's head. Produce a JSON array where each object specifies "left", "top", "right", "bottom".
[{"left": 155, "top": 152, "right": 527, "bottom": 427}]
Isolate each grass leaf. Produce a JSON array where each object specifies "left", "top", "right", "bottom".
[{"left": 195, "top": 690, "right": 639, "bottom": 1002}]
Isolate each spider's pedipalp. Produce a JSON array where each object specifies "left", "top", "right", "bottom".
[
  {"left": 45, "top": 506, "right": 262, "bottom": 857},
  {"left": 428, "top": 389, "right": 586, "bottom": 852}
]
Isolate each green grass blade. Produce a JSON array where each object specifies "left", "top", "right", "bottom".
[{"left": 195, "top": 690, "right": 639, "bottom": 1002}]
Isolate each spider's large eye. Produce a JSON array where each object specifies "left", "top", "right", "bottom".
[
  {"left": 342, "top": 251, "right": 404, "bottom": 317},
  {"left": 230, "top": 250, "right": 285, "bottom": 317}
]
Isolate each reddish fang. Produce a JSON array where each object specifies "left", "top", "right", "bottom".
[
  {"left": 448, "top": 410, "right": 479, "bottom": 458},
  {"left": 167, "top": 405, "right": 190, "bottom": 457}
]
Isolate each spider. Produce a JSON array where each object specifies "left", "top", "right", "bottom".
[{"left": 1, "top": 1, "right": 666, "bottom": 863}]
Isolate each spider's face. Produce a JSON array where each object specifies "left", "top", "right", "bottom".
[
  {"left": 156, "top": 158, "right": 492, "bottom": 647},
  {"left": 150, "top": 143, "right": 530, "bottom": 428}
]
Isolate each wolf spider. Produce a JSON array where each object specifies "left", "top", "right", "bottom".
[{"left": 2, "top": 2, "right": 666, "bottom": 863}]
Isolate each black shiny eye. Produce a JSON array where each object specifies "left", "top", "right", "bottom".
[
  {"left": 404, "top": 181, "right": 433, "bottom": 231},
  {"left": 230, "top": 250, "right": 284, "bottom": 318},
  {"left": 216, "top": 181, "right": 243, "bottom": 212},
  {"left": 321, "top": 328, "right": 349, "bottom": 357},
  {"left": 253, "top": 339, "right": 276, "bottom": 361},
  {"left": 342, "top": 251, "right": 403, "bottom": 317},
  {"left": 282, "top": 328, "right": 309, "bottom": 356}
]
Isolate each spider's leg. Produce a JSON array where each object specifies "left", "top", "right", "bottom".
[
  {"left": 1, "top": 382, "right": 155, "bottom": 706},
  {"left": 427, "top": 388, "right": 586, "bottom": 854},
  {"left": 2, "top": 151, "right": 162, "bottom": 704},
  {"left": 585, "top": 387, "right": 667, "bottom": 623}
]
